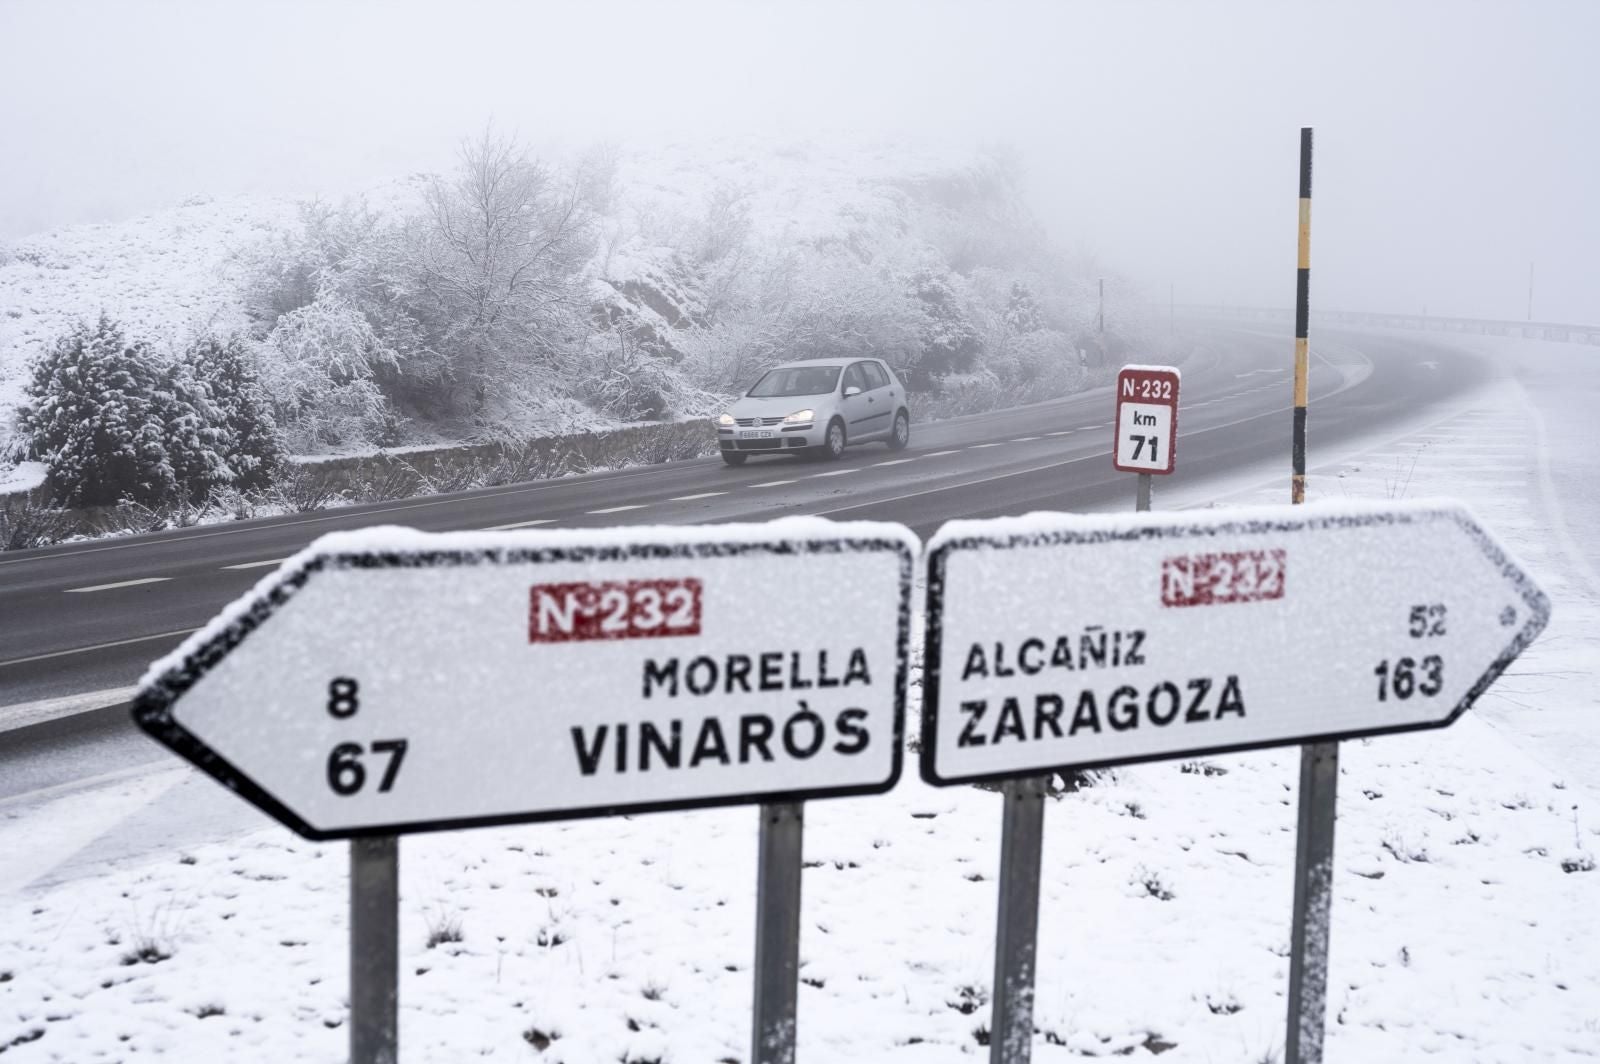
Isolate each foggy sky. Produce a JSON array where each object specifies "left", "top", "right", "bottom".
[{"left": 3, "top": 0, "right": 1597, "bottom": 322}]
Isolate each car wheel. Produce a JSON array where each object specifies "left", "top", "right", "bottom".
[
  {"left": 721, "top": 451, "right": 748, "bottom": 467},
  {"left": 887, "top": 409, "right": 910, "bottom": 451},
  {"left": 820, "top": 418, "right": 846, "bottom": 461}
]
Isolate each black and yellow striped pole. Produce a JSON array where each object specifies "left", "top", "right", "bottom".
[
  {"left": 1285, "top": 126, "right": 1338, "bottom": 1064},
  {"left": 1292, "top": 126, "right": 1312, "bottom": 504}
]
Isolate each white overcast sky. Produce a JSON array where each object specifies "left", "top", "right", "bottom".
[{"left": 2, "top": 0, "right": 1596, "bottom": 321}]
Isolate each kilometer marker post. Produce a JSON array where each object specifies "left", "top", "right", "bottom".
[
  {"left": 1284, "top": 124, "right": 1335, "bottom": 1064},
  {"left": 987, "top": 365, "right": 1185, "bottom": 1062},
  {"left": 1113, "top": 365, "right": 1180, "bottom": 506}
]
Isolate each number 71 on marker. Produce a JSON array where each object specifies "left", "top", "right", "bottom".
[{"left": 1113, "top": 365, "right": 1180, "bottom": 475}]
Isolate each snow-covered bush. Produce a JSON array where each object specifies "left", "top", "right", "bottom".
[
  {"left": 16, "top": 318, "right": 288, "bottom": 506},
  {"left": 257, "top": 296, "right": 395, "bottom": 451},
  {"left": 185, "top": 335, "right": 283, "bottom": 492},
  {"left": 17, "top": 316, "right": 188, "bottom": 506},
  {"left": 909, "top": 267, "right": 982, "bottom": 376}
]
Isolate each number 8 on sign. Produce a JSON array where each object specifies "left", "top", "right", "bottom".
[{"left": 1113, "top": 365, "right": 1180, "bottom": 475}]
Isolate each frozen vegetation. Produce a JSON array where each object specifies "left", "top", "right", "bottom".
[{"left": 0, "top": 137, "right": 1144, "bottom": 525}]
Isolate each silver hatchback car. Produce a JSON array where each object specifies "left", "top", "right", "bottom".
[{"left": 716, "top": 358, "right": 911, "bottom": 465}]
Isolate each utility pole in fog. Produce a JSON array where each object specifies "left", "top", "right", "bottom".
[
  {"left": 1528, "top": 262, "right": 1534, "bottom": 322},
  {"left": 1098, "top": 278, "right": 1105, "bottom": 334}
]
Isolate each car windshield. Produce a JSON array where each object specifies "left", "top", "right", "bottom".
[{"left": 747, "top": 365, "right": 842, "bottom": 397}]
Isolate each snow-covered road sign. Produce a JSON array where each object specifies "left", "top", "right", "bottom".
[
  {"left": 134, "top": 519, "right": 914, "bottom": 840},
  {"left": 1113, "top": 365, "right": 1179, "bottom": 474},
  {"left": 920, "top": 501, "right": 1548, "bottom": 786}
]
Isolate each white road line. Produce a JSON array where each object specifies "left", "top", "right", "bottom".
[
  {"left": 923, "top": 450, "right": 961, "bottom": 457},
  {"left": 479, "top": 519, "right": 556, "bottom": 530},
  {"left": 668, "top": 492, "right": 728, "bottom": 501},
  {"left": 873, "top": 459, "right": 916, "bottom": 467},
  {"left": 1012, "top": 436, "right": 1041, "bottom": 442},
  {"left": 810, "top": 469, "right": 858, "bottom": 477},
  {"left": 587, "top": 504, "right": 647, "bottom": 515},
  {"left": 1045, "top": 431, "right": 1075, "bottom": 437},
  {"left": 64, "top": 577, "right": 172, "bottom": 594},
  {"left": 749, "top": 479, "right": 796, "bottom": 488},
  {"left": 0, "top": 685, "right": 138, "bottom": 735},
  {"left": 220, "top": 557, "right": 288, "bottom": 570},
  {"left": 0, "top": 628, "right": 199, "bottom": 669},
  {"left": 972, "top": 443, "right": 1004, "bottom": 449}
]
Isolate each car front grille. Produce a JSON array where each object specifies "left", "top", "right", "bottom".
[{"left": 735, "top": 416, "right": 786, "bottom": 427}]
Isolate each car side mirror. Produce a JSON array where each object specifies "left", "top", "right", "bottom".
[{"left": 844, "top": 385, "right": 862, "bottom": 398}]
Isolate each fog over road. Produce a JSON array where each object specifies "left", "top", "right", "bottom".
[{"left": 0, "top": 324, "right": 1497, "bottom": 877}]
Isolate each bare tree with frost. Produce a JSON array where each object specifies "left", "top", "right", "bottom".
[{"left": 408, "top": 129, "right": 598, "bottom": 415}]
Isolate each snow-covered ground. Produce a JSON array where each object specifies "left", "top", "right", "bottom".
[{"left": 1, "top": 334, "right": 1596, "bottom": 1062}]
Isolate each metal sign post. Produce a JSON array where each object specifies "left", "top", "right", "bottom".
[
  {"left": 988, "top": 775, "right": 1046, "bottom": 1064},
  {"left": 1285, "top": 124, "right": 1331, "bottom": 1064},
  {"left": 926, "top": 498, "right": 1546, "bottom": 1052},
  {"left": 350, "top": 835, "right": 399, "bottom": 1064},
  {"left": 134, "top": 518, "right": 916, "bottom": 1064},
  {"left": 752, "top": 801, "right": 804, "bottom": 1064}
]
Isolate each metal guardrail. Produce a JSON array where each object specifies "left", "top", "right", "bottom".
[{"left": 1174, "top": 305, "right": 1600, "bottom": 347}]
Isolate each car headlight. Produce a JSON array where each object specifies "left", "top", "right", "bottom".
[
  {"left": 784, "top": 409, "right": 815, "bottom": 424},
  {"left": 718, "top": 412, "right": 736, "bottom": 426}
]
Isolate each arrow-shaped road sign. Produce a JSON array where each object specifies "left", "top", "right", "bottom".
[
  {"left": 921, "top": 500, "right": 1549, "bottom": 786},
  {"left": 135, "top": 519, "right": 915, "bottom": 840}
]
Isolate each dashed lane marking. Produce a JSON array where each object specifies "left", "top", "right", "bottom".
[
  {"left": 587, "top": 504, "right": 648, "bottom": 515},
  {"left": 810, "top": 469, "right": 859, "bottom": 477},
  {"left": 668, "top": 492, "right": 729, "bottom": 502},
  {"left": 873, "top": 459, "right": 916, "bottom": 467},
  {"left": 923, "top": 450, "right": 961, "bottom": 457},
  {"left": 972, "top": 443, "right": 1004, "bottom": 449},
  {"left": 749, "top": 479, "right": 797, "bottom": 488},
  {"left": 0, "top": 628, "right": 199, "bottom": 669},
  {"left": 64, "top": 577, "right": 172, "bottom": 594},
  {"left": 1012, "top": 436, "right": 1041, "bottom": 442},
  {"left": 220, "top": 557, "right": 289, "bottom": 570},
  {"left": 479, "top": 519, "right": 556, "bottom": 530},
  {"left": 1045, "top": 431, "right": 1075, "bottom": 437}
]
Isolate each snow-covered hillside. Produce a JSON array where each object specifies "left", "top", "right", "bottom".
[{"left": 0, "top": 140, "right": 1115, "bottom": 501}]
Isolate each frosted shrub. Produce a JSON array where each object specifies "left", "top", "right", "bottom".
[
  {"left": 259, "top": 296, "right": 395, "bottom": 450},
  {"left": 185, "top": 336, "right": 283, "bottom": 492},
  {"left": 18, "top": 316, "right": 188, "bottom": 506}
]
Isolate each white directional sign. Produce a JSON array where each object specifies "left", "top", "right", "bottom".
[
  {"left": 1113, "top": 364, "right": 1179, "bottom": 474},
  {"left": 920, "top": 501, "right": 1548, "bottom": 786},
  {"left": 135, "top": 519, "right": 915, "bottom": 839}
]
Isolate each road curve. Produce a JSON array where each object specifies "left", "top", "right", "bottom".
[{"left": 0, "top": 325, "right": 1493, "bottom": 809}]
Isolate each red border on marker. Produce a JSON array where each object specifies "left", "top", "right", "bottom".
[{"left": 1113, "top": 366, "right": 1180, "bottom": 475}]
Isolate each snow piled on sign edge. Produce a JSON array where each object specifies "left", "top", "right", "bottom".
[
  {"left": 136, "top": 516, "right": 919, "bottom": 692},
  {"left": 928, "top": 496, "right": 1488, "bottom": 554}
]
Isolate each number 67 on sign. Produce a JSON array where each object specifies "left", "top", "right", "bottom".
[{"left": 1113, "top": 365, "right": 1179, "bottom": 474}]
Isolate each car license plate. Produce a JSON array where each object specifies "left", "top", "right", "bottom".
[{"left": 739, "top": 429, "right": 773, "bottom": 439}]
